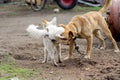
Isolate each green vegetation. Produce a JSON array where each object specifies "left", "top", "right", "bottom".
[
  {"left": 0, "top": 63, "right": 36, "bottom": 80},
  {"left": 74, "top": 6, "right": 101, "bottom": 12}
]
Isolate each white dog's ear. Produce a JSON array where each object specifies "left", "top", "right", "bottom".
[
  {"left": 42, "top": 19, "right": 47, "bottom": 26},
  {"left": 51, "top": 17, "right": 57, "bottom": 25}
]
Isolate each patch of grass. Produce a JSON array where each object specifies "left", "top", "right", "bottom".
[
  {"left": 0, "top": 63, "right": 36, "bottom": 80},
  {"left": 74, "top": 6, "right": 101, "bottom": 12}
]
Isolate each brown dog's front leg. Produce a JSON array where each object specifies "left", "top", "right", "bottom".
[
  {"left": 68, "top": 38, "right": 74, "bottom": 59},
  {"left": 84, "top": 35, "right": 93, "bottom": 59},
  {"left": 64, "top": 37, "right": 74, "bottom": 60}
]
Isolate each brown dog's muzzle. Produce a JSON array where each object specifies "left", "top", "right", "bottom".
[{"left": 55, "top": 38, "right": 70, "bottom": 45}]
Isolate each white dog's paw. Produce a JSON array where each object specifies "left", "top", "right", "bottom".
[
  {"left": 52, "top": 62, "right": 58, "bottom": 67},
  {"left": 84, "top": 55, "right": 91, "bottom": 59},
  {"left": 42, "top": 60, "right": 46, "bottom": 64},
  {"left": 100, "top": 47, "right": 105, "bottom": 50},
  {"left": 54, "top": 63, "right": 58, "bottom": 67},
  {"left": 58, "top": 60, "right": 62, "bottom": 63},
  {"left": 114, "top": 49, "right": 120, "bottom": 53},
  {"left": 64, "top": 57, "right": 71, "bottom": 60}
]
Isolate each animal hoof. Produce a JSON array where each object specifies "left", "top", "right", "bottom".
[{"left": 84, "top": 55, "right": 90, "bottom": 59}]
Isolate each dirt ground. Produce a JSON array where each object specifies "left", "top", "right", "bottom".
[{"left": 0, "top": 3, "right": 120, "bottom": 80}]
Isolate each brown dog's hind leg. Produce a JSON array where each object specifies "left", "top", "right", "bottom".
[
  {"left": 100, "top": 20, "right": 119, "bottom": 52},
  {"left": 84, "top": 35, "right": 93, "bottom": 59},
  {"left": 105, "top": 31, "right": 119, "bottom": 52},
  {"left": 94, "top": 30, "right": 106, "bottom": 49}
]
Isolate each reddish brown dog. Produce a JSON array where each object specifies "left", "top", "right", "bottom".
[{"left": 59, "top": 0, "right": 119, "bottom": 59}]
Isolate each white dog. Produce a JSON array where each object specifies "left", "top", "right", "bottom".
[{"left": 26, "top": 17, "right": 64, "bottom": 66}]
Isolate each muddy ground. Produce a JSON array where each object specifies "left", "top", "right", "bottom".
[{"left": 0, "top": 3, "right": 120, "bottom": 80}]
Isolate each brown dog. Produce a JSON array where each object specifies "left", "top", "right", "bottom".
[{"left": 59, "top": 0, "right": 119, "bottom": 59}]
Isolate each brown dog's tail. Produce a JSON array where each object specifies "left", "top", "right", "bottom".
[{"left": 99, "top": 0, "right": 111, "bottom": 14}]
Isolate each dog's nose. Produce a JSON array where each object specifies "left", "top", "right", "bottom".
[
  {"left": 45, "top": 34, "right": 49, "bottom": 37},
  {"left": 51, "top": 39, "right": 56, "bottom": 43}
]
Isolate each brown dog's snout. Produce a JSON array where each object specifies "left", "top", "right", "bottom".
[{"left": 61, "top": 38, "right": 68, "bottom": 40}]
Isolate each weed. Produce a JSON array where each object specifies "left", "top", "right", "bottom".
[{"left": 0, "top": 63, "right": 36, "bottom": 80}]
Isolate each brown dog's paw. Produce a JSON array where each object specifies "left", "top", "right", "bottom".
[
  {"left": 114, "top": 49, "right": 120, "bottom": 53},
  {"left": 84, "top": 55, "right": 91, "bottom": 59}
]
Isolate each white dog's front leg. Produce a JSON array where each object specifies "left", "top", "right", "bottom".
[
  {"left": 49, "top": 51, "right": 58, "bottom": 67},
  {"left": 56, "top": 44, "right": 62, "bottom": 63},
  {"left": 42, "top": 48, "right": 48, "bottom": 63}
]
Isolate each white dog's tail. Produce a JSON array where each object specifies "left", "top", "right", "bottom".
[
  {"left": 26, "top": 24, "right": 47, "bottom": 39},
  {"left": 99, "top": 0, "right": 111, "bottom": 14}
]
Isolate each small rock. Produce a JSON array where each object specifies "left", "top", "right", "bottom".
[
  {"left": 49, "top": 71, "right": 54, "bottom": 74},
  {"left": 85, "top": 67, "right": 90, "bottom": 71},
  {"left": 53, "top": 8, "right": 60, "bottom": 13}
]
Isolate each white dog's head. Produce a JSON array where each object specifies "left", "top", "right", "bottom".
[
  {"left": 26, "top": 17, "right": 64, "bottom": 40},
  {"left": 42, "top": 17, "right": 65, "bottom": 39}
]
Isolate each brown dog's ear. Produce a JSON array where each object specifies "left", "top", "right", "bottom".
[
  {"left": 69, "top": 31, "right": 77, "bottom": 39},
  {"left": 42, "top": 19, "right": 47, "bottom": 26},
  {"left": 69, "top": 31, "right": 74, "bottom": 37},
  {"left": 68, "top": 31, "right": 74, "bottom": 41},
  {"left": 59, "top": 24, "right": 66, "bottom": 28}
]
